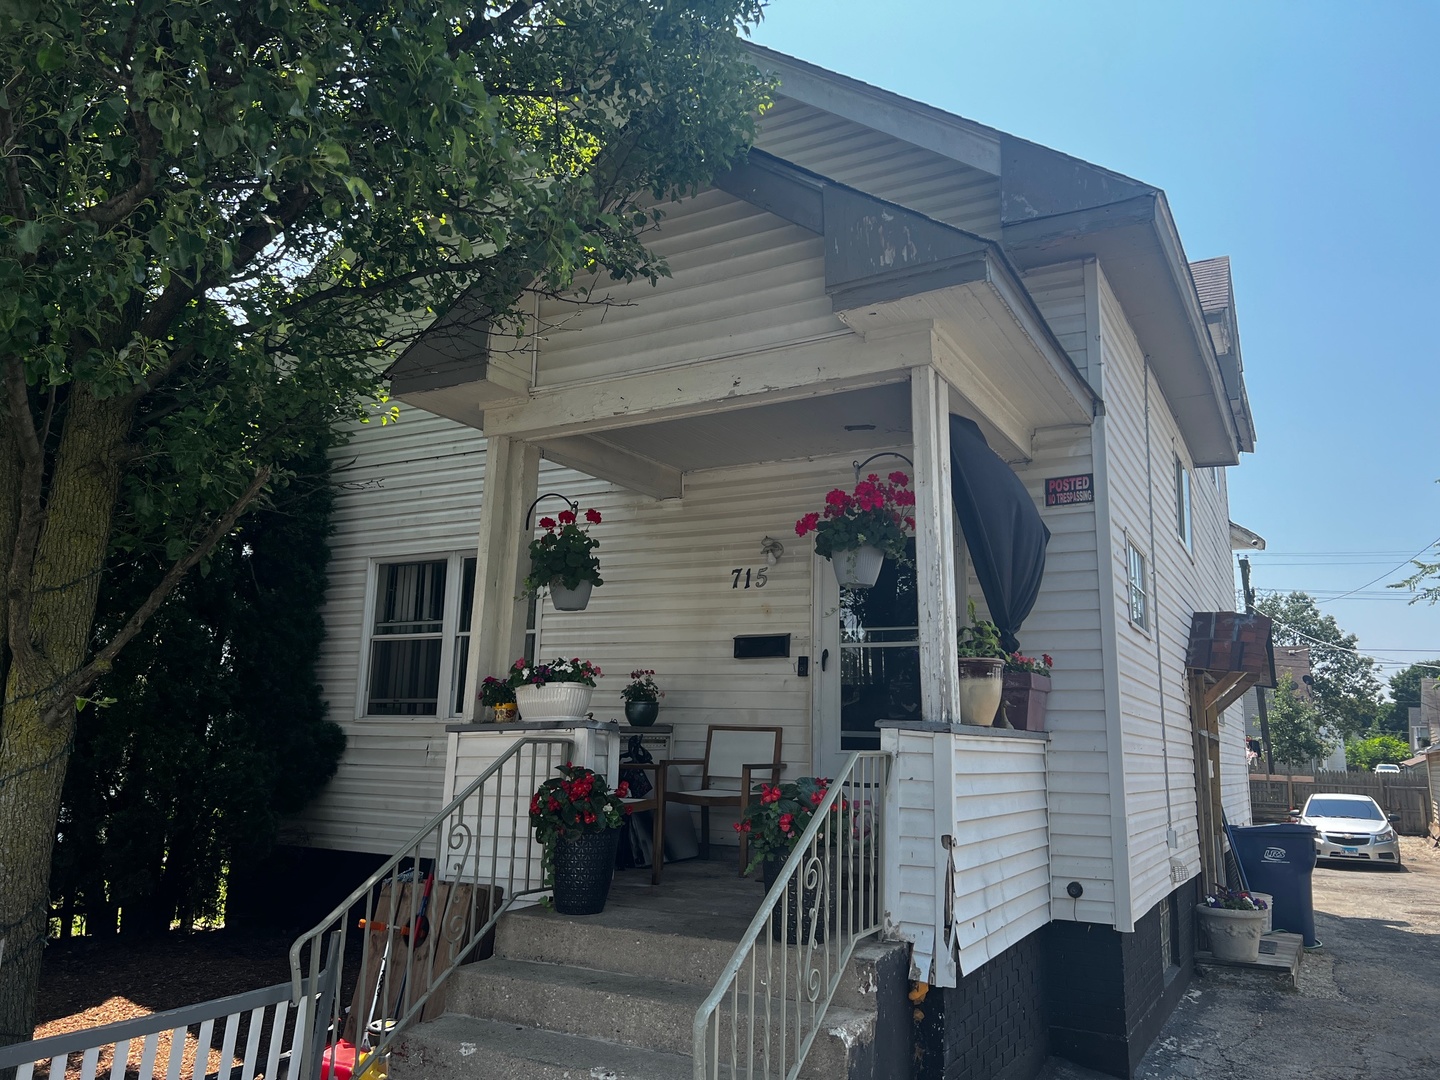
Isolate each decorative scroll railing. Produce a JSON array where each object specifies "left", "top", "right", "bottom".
[
  {"left": 692, "top": 751, "right": 889, "bottom": 1080},
  {"left": 288, "top": 736, "right": 573, "bottom": 1080}
]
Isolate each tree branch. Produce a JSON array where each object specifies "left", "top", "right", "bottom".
[
  {"left": 41, "top": 466, "right": 272, "bottom": 726},
  {"left": 449, "top": 0, "right": 541, "bottom": 57}
]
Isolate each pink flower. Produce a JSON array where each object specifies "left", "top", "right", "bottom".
[
  {"left": 733, "top": 820, "right": 752, "bottom": 833},
  {"left": 889, "top": 471, "right": 909, "bottom": 486},
  {"left": 778, "top": 813, "right": 795, "bottom": 834},
  {"left": 1042, "top": 654, "right": 1054, "bottom": 668},
  {"left": 760, "top": 784, "right": 782, "bottom": 805},
  {"left": 795, "top": 511, "right": 820, "bottom": 537}
]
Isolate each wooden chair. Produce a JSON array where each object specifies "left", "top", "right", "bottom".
[
  {"left": 664, "top": 726, "right": 783, "bottom": 874},
  {"left": 617, "top": 760, "right": 666, "bottom": 885}
]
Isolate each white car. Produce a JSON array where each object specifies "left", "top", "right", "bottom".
[
  {"left": 1300, "top": 793, "right": 1402, "bottom": 869},
  {"left": 1373, "top": 763, "right": 1401, "bottom": 774}
]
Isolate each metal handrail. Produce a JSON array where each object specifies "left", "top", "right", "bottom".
[
  {"left": 693, "top": 751, "right": 889, "bottom": 1080},
  {"left": 1, "top": 933, "right": 339, "bottom": 1080},
  {"left": 288, "top": 736, "right": 574, "bottom": 1080}
]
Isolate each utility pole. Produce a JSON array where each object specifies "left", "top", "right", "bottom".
[{"left": 1239, "top": 556, "right": 1276, "bottom": 777}]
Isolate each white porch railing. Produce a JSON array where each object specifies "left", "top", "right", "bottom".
[
  {"left": 288, "top": 736, "right": 572, "bottom": 1080},
  {"left": 693, "top": 751, "right": 889, "bottom": 1080},
  {"left": 0, "top": 934, "right": 338, "bottom": 1080}
]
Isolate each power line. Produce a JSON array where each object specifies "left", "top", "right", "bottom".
[{"left": 1267, "top": 618, "right": 1440, "bottom": 676}]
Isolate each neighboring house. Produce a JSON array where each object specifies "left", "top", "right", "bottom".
[
  {"left": 1413, "top": 678, "right": 1439, "bottom": 753},
  {"left": 1242, "top": 646, "right": 1345, "bottom": 772},
  {"left": 291, "top": 47, "right": 1263, "bottom": 1080}
]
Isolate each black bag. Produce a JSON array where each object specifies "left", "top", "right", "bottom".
[{"left": 618, "top": 735, "right": 654, "bottom": 798}]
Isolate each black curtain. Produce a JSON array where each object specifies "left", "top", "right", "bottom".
[{"left": 948, "top": 415, "right": 1050, "bottom": 653}]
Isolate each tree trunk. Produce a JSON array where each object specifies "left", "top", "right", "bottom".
[{"left": 0, "top": 390, "right": 131, "bottom": 1048}]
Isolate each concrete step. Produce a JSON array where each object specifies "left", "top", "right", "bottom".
[
  {"left": 496, "top": 905, "right": 900, "bottom": 1011},
  {"left": 442, "top": 957, "right": 868, "bottom": 1076},
  {"left": 393, "top": 1009, "right": 871, "bottom": 1080},
  {"left": 390, "top": 1013, "right": 692, "bottom": 1080}
]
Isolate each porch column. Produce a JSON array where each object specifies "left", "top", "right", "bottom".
[
  {"left": 460, "top": 434, "right": 540, "bottom": 721},
  {"left": 911, "top": 366, "right": 961, "bottom": 722}
]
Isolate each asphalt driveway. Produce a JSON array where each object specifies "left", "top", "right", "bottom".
[{"left": 1131, "top": 834, "right": 1440, "bottom": 1079}]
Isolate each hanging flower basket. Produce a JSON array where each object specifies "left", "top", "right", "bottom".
[
  {"left": 796, "top": 472, "right": 914, "bottom": 590},
  {"left": 549, "top": 580, "right": 594, "bottom": 612},
  {"left": 831, "top": 545, "right": 886, "bottom": 590}
]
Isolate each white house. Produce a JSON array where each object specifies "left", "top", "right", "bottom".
[{"left": 288, "top": 47, "right": 1265, "bottom": 1080}]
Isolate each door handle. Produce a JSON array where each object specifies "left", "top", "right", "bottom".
[{"left": 820, "top": 649, "right": 829, "bottom": 672}]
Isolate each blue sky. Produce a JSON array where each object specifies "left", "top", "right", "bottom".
[{"left": 753, "top": 0, "right": 1440, "bottom": 686}]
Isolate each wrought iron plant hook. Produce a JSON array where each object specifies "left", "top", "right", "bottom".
[
  {"left": 852, "top": 452, "right": 913, "bottom": 484},
  {"left": 525, "top": 492, "right": 580, "bottom": 530}
]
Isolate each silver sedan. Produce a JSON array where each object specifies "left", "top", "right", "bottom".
[{"left": 1300, "top": 793, "right": 1402, "bottom": 869}]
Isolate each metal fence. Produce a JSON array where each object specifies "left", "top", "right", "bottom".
[
  {"left": 0, "top": 936, "right": 337, "bottom": 1080},
  {"left": 693, "top": 751, "right": 888, "bottom": 1080},
  {"left": 288, "top": 736, "right": 572, "bottom": 1080},
  {"left": 1251, "top": 771, "right": 1432, "bottom": 834}
]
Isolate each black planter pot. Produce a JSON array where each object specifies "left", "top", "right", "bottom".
[
  {"left": 624, "top": 700, "right": 660, "bottom": 727},
  {"left": 762, "top": 854, "right": 834, "bottom": 945},
  {"left": 552, "top": 829, "right": 621, "bottom": 915}
]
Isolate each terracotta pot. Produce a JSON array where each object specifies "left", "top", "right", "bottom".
[
  {"left": 1001, "top": 672, "right": 1051, "bottom": 731},
  {"left": 830, "top": 545, "right": 885, "bottom": 590},
  {"left": 515, "top": 683, "right": 593, "bottom": 722},
  {"left": 957, "top": 657, "right": 1005, "bottom": 726}
]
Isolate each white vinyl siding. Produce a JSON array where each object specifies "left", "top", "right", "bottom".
[
  {"left": 1018, "top": 262, "right": 1115, "bottom": 926},
  {"left": 1096, "top": 267, "right": 1246, "bottom": 922},
  {"left": 526, "top": 188, "right": 847, "bottom": 386},
  {"left": 755, "top": 97, "right": 1002, "bottom": 237}
]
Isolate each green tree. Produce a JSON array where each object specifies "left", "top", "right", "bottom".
[
  {"left": 1377, "top": 660, "right": 1440, "bottom": 738},
  {"left": 0, "top": 0, "right": 766, "bottom": 1043},
  {"left": 1344, "top": 735, "right": 1412, "bottom": 772},
  {"left": 1268, "top": 673, "right": 1335, "bottom": 769},
  {"left": 1255, "top": 592, "right": 1382, "bottom": 739},
  {"left": 50, "top": 442, "right": 344, "bottom": 938}
]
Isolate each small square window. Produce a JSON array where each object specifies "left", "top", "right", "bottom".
[{"left": 1127, "top": 541, "right": 1148, "bottom": 631}]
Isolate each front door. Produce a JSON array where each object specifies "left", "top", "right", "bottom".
[{"left": 813, "top": 541, "right": 920, "bottom": 777}]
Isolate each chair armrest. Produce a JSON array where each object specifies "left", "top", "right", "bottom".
[{"left": 665, "top": 757, "right": 705, "bottom": 767}]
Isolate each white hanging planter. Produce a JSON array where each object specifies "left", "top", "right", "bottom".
[
  {"left": 515, "top": 683, "right": 594, "bottom": 723},
  {"left": 548, "top": 579, "right": 594, "bottom": 611},
  {"left": 830, "top": 545, "right": 885, "bottom": 590}
]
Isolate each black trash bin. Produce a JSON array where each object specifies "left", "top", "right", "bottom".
[{"left": 1229, "top": 823, "right": 1318, "bottom": 947}]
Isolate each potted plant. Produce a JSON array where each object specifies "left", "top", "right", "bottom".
[
  {"left": 956, "top": 599, "right": 1006, "bottom": 726},
  {"left": 525, "top": 506, "right": 604, "bottom": 611},
  {"left": 479, "top": 675, "right": 518, "bottom": 723},
  {"left": 620, "top": 669, "right": 664, "bottom": 727},
  {"left": 508, "top": 656, "right": 603, "bottom": 722},
  {"left": 1001, "top": 651, "right": 1053, "bottom": 732},
  {"left": 1196, "top": 886, "right": 1269, "bottom": 962},
  {"left": 735, "top": 777, "right": 848, "bottom": 943},
  {"left": 795, "top": 471, "right": 915, "bottom": 589},
  {"left": 529, "top": 763, "right": 633, "bottom": 915}
]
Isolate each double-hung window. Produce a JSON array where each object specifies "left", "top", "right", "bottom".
[
  {"left": 1126, "top": 540, "right": 1149, "bottom": 631},
  {"left": 365, "top": 554, "right": 476, "bottom": 717}
]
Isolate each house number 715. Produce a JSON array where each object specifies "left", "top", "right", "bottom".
[{"left": 730, "top": 567, "right": 768, "bottom": 589}]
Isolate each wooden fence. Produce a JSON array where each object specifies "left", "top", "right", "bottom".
[{"left": 1250, "top": 770, "right": 1432, "bottom": 835}]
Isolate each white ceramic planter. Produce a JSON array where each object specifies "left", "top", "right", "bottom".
[
  {"left": 957, "top": 657, "right": 1005, "bottom": 726},
  {"left": 548, "top": 579, "right": 594, "bottom": 611},
  {"left": 831, "top": 545, "right": 885, "bottom": 590},
  {"left": 1196, "top": 904, "right": 1267, "bottom": 962},
  {"left": 515, "top": 683, "right": 594, "bottom": 722}
]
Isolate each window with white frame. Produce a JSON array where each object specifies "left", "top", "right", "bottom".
[
  {"left": 1174, "top": 454, "right": 1191, "bottom": 549},
  {"left": 1126, "top": 540, "right": 1149, "bottom": 631},
  {"left": 365, "top": 554, "right": 476, "bottom": 716}
]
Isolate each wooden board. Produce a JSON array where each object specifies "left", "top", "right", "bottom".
[{"left": 344, "top": 880, "right": 502, "bottom": 1040}]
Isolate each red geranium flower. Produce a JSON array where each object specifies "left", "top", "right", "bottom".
[{"left": 585, "top": 508, "right": 602, "bottom": 524}]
